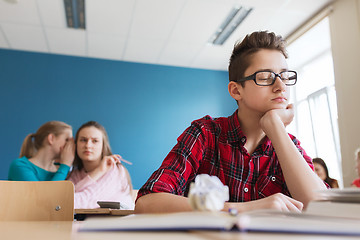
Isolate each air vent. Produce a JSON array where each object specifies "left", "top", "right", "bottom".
[
  {"left": 64, "top": 0, "right": 86, "bottom": 29},
  {"left": 209, "top": 6, "right": 252, "bottom": 45}
]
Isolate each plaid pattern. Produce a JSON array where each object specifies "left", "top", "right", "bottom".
[{"left": 137, "top": 110, "right": 313, "bottom": 202}]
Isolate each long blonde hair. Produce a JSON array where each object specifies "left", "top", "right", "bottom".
[{"left": 19, "top": 121, "right": 72, "bottom": 158}]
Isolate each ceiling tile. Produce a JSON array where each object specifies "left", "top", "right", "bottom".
[
  {"left": 1, "top": 23, "right": 48, "bottom": 52},
  {"left": 157, "top": 41, "right": 204, "bottom": 68},
  {"left": 266, "top": 12, "right": 309, "bottom": 39},
  {"left": 37, "top": 0, "right": 66, "bottom": 28},
  {"left": 0, "top": 27, "right": 9, "bottom": 48},
  {"left": 192, "top": 44, "right": 230, "bottom": 70},
  {"left": 284, "top": 0, "right": 332, "bottom": 13},
  {"left": 87, "top": 33, "right": 126, "bottom": 60},
  {"left": 123, "top": 37, "right": 165, "bottom": 64},
  {"left": 232, "top": 0, "right": 289, "bottom": 8},
  {"left": 168, "top": 0, "right": 234, "bottom": 44},
  {"left": 46, "top": 28, "right": 86, "bottom": 56},
  {"left": 129, "top": 0, "right": 186, "bottom": 38},
  {"left": 86, "top": 0, "right": 135, "bottom": 35},
  {"left": 0, "top": 0, "right": 40, "bottom": 25}
]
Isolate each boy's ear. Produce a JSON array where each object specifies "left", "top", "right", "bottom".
[{"left": 228, "top": 81, "right": 242, "bottom": 101}]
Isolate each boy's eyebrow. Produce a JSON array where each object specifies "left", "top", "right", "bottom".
[{"left": 257, "top": 68, "right": 289, "bottom": 72}]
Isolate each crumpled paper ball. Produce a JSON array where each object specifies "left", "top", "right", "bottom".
[{"left": 188, "top": 174, "right": 229, "bottom": 211}]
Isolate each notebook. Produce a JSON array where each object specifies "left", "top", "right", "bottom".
[{"left": 79, "top": 210, "right": 360, "bottom": 236}]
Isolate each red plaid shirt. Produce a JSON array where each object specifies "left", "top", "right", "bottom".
[{"left": 137, "top": 110, "right": 314, "bottom": 202}]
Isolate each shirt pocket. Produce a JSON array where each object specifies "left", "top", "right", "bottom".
[{"left": 255, "top": 173, "right": 287, "bottom": 199}]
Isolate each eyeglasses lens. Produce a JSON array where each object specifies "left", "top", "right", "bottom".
[{"left": 255, "top": 71, "right": 296, "bottom": 86}]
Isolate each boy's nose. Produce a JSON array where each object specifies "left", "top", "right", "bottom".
[{"left": 273, "top": 76, "right": 286, "bottom": 90}]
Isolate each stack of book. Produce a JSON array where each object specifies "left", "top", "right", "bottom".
[{"left": 305, "top": 188, "right": 360, "bottom": 220}]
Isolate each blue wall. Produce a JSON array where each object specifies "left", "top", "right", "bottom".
[{"left": 0, "top": 49, "right": 236, "bottom": 188}]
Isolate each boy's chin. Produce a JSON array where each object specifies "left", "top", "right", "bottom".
[
  {"left": 270, "top": 106, "right": 287, "bottom": 110},
  {"left": 275, "top": 102, "right": 289, "bottom": 108}
]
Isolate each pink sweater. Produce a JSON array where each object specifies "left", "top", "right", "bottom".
[{"left": 68, "top": 164, "right": 134, "bottom": 209}]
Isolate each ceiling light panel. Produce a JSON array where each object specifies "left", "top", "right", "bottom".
[
  {"left": 64, "top": 0, "right": 85, "bottom": 29},
  {"left": 209, "top": 6, "right": 253, "bottom": 45}
]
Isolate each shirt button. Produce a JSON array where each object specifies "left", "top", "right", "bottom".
[
  {"left": 271, "top": 176, "right": 276, "bottom": 182},
  {"left": 244, "top": 187, "right": 248, "bottom": 192},
  {"left": 241, "top": 138, "right": 246, "bottom": 143}
]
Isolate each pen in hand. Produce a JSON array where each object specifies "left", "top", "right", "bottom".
[
  {"left": 116, "top": 155, "right": 133, "bottom": 165},
  {"left": 119, "top": 158, "right": 133, "bottom": 165}
]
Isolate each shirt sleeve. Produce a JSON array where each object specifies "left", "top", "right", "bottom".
[
  {"left": 49, "top": 164, "right": 70, "bottom": 181},
  {"left": 8, "top": 158, "right": 40, "bottom": 181},
  {"left": 137, "top": 120, "right": 208, "bottom": 200},
  {"left": 290, "top": 135, "right": 314, "bottom": 170},
  {"left": 291, "top": 135, "right": 330, "bottom": 189}
]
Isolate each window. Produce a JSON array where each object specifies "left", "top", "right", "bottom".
[{"left": 287, "top": 17, "right": 342, "bottom": 186}]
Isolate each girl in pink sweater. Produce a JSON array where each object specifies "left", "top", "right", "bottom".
[{"left": 68, "top": 121, "right": 134, "bottom": 209}]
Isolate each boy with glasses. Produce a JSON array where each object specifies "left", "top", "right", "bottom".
[{"left": 135, "top": 31, "right": 327, "bottom": 213}]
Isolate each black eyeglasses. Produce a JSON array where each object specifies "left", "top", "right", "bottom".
[{"left": 231, "top": 70, "right": 297, "bottom": 86}]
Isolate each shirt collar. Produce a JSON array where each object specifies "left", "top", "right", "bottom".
[
  {"left": 227, "top": 110, "right": 246, "bottom": 144},
  {"left": 227, "top": 110, "right": 272, "bottom": 152}
]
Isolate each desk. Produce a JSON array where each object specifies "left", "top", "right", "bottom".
[{"left": 1, "top": 221, "right": 359, "bottom": 240}]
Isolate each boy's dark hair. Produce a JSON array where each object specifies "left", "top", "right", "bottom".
[{"left": 228, "top": 31, "right": 288, "bottom": 86}]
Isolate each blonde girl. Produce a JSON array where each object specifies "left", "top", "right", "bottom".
[{"left": 8, "top": 121, "right": 75, "bottom": 181}]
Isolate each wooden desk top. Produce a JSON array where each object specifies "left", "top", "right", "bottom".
[{"left": 1, "top": 221, "right": 360, "bottom": 240}]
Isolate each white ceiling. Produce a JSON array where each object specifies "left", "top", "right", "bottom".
[{"left": 0, "top": 0, "right": 333, "bottom": 71}]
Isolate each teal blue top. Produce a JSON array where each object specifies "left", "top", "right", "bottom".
[{"left": 8, "top": 156, "right": 70, "bottom": 181}]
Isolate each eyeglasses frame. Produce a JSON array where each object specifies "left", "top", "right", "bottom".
[{"left": 231, "top": 70, "right": 297, "bottom": 86}]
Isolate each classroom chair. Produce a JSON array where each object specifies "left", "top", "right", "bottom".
[{"left": 0, "top": 180, "right": 74, "bottom": 221}]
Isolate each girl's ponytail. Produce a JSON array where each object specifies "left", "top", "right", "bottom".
[{"left": 19, "top": 133, "right": 36, "bottom": 158}]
